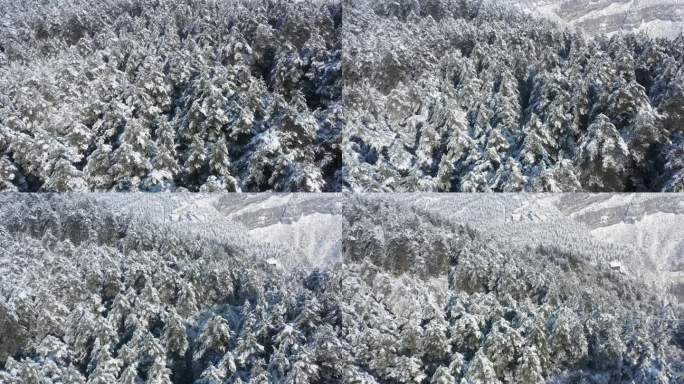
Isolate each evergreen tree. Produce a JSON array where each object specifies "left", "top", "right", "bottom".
[
  {"left": 430, "top": 366, "right": 456, "bottom": 384},
  {"left": 575, "top": 114, "right": 631, "bottom": 191},
  {"left": 110, "top": 119, "right": 153, "bottom": 190},
  {"left": 194, "top": 315, "right": 232, "bottom": 362},
  {"left": 462, "top": 351, "right": 501, "bottom": 384},
  {"left": 514, "top": 346, "right": 545, "bottom": 384},
  {"left": 184, "top": 135, "right": 207, "bottom": 188},
  {"left": 0, "top": 155, "right": 18, "bottom": 191},
  {"left": 43, "top": 158, "right": 88, "bottom": 192}
]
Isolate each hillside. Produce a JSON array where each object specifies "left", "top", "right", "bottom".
[
  {"left": 344, "top": 194, "right": 682, "bottom": 383},
  {"left": 343, "top": 0, "right": 684, "bottom": 192},
  {"left": 509, "top": 0, "right": 684, "bottom": 39},
  {"left": 0, "top": 194, "right": 448, "bottom": 384},
  {"left": 555, "top": 194, "right": 684, "bottom": 302},
  {"left": 0, "top": 193, "right": 681, "bottom": 383}
]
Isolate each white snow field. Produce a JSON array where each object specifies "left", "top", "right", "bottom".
[{"left": 508, "top": 0, "right": 684, "bottom": 38}]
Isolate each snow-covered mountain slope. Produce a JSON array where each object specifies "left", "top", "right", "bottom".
[
  {"left": 509, "top": 0, "right": 684, "bottom": 38},
  {"left": 344, "top": 194, "right": 682, "bottom": 382},
  {"left": 0, "top": 194, "right": 450, "bottom": 384},
  {"left": 121, "top": 193, "right": 344, "bottom": 269},
  {"left": 216, "top": 194, "right": 343, "bottom": 269},
  {"left": 399, "top": 194, "right": 652, "bottom": 276},
  {"left": 555, "top": 194, "right": 684, "bottom": 301},
  {"left": 397, "top": 193, "right": 684, "bottom": 307},
  {"left": 2, "top": 193, "right": 343, "bottom": 270}
]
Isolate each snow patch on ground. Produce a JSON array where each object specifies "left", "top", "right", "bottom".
[
  {"left": 591, "top": 212, "right": 684, "bottom": 271},
  {"left": 224, "top": 195, "right": 295, "bottom": 218},
  {"left": 575, "top": 1, "right": 635, "bottom": 23},
  {"left": 247, "top": 212, "right": 342, "bottom": 269},
  {"left": 508, "top": 0, "right": 684, "bottom": 38},
  {"left": 635, "top": 19, "right": 684, "bottom": 38},
  {"left": 168, "top": 195, "right": 223, "bottom": 223},
  {"left": 557, "top": 194, "right": 636, "bottom": 217}
]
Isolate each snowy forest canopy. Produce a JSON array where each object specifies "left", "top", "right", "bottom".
[
  {"left": 0, "top": 193, "right": 682, "bottom": 383},
  {"left": 0, "top": 0, "right": 342, "bottom": 192},
  {"left": 0, "top": 0, "right": 683, "bottom": 192},
  {"left": 343, "top": 0, "right": 684, "bottom": 192}
]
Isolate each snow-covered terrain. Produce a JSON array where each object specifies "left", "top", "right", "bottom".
[
  {"left": 555, "top": 194, "right": 684, "bottom": 301},
  {"left": 97, "top": 193, "right": 344, "bottom": 269},
  {"left": 398, "top": 193, "right": 684, "bottom": 302},
  {"left": 0, "top": 193, "right": 449, "bottom": 384},
  {"left": 508, "top": 0, "right": 684, "bottom": 38},
  {"left": 217, "top": 194, "right": 343, "bottom": 269},
  {"left": 1, "top": 193, "right": 682, "bottom": 383},
  {"left": 0, "top": 0, "right": 342, "bottom": 192},
  {"left": 344, "top": 0, "right": 684, "bottom": 192},
  {"left": 346, "top": 194, "right": 683, "bottom": 382}
]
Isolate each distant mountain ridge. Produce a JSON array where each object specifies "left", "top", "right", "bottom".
[{"left": 509, "top": 0, "right": 684, "bottom": 38}]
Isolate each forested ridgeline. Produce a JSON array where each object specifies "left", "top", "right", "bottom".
[
  {"left": 0, "top": 194, "right": 682, "bottom": 383},
  {"left": 344, "top": 195, "right": 683, "bottom": 383},
  {"left": 0, "top": 0, "right": 342, "bottom": 192},
  {"left": 0, "top": 194, "right": 449, "bottom": 384},
  {"left": 343, "top": 0, "right": 684, "bottom": 192}
]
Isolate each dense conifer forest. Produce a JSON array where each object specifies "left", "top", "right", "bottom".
[
  {"left": 343, "top": 0, "right": 684, "bottom": 192},
  {"left": 0, "top": 0, "right": 342, "bottom": 192},
  {"left": 1, "top": 194, "right": 682, "bottom": 383},
  {"left": 1, "top": 0, "right": 683, "bottom": 192},
  {"left": 1, "top": 0, "right": 684, "bottom": 382}
]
